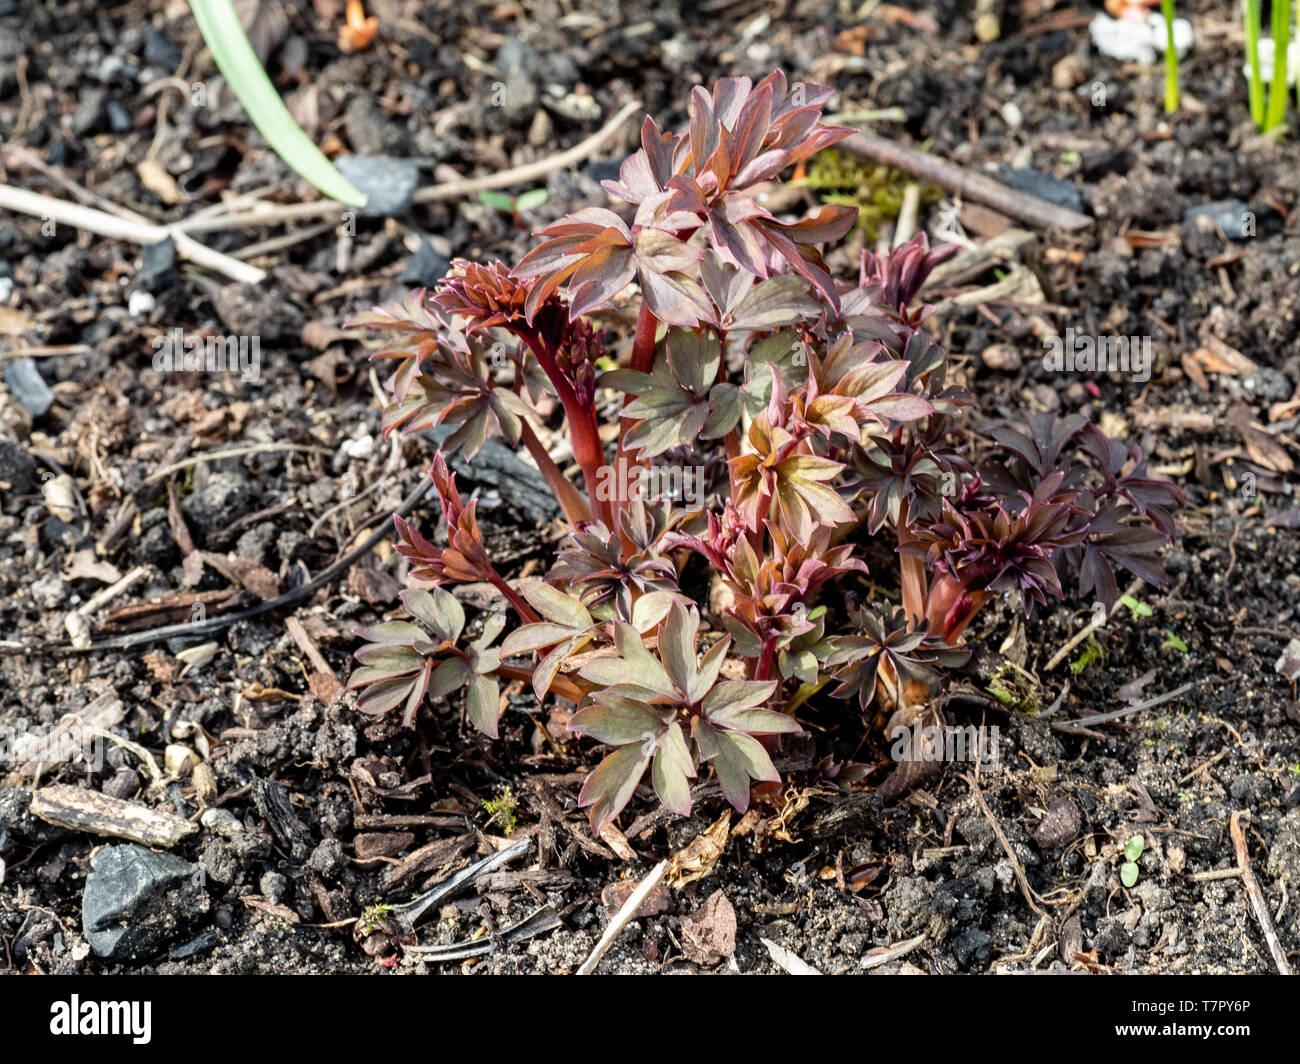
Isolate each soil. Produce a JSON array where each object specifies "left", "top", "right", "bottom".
[{"left": 1, "top": 0, "right": 1299, "bottom": 976}]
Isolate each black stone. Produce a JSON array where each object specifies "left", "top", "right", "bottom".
[
  {"left": 1183, "top": 199, "right": 1253, "bottom": 240},
  {"left": 4, "top": 357, "right": 54, "bottom": 417},
  {"left": 993, "top": 165, "right": 1085, "bottom": 214},
  {"left": 335, "top": 155, "right": 421, "bottom": 217},
  {"left": 82, "top": 844, "right": 207, "bottom": 960},
  {"left": 399, "top": 238, "right": 451, "bottom": 287},
  {"left": 137, "top": 236, "right": 177, "bottom": 292}
]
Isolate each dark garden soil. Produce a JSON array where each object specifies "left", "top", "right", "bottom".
[{"left": 1, "top": 0, "right": 1299, "bottom": 975}]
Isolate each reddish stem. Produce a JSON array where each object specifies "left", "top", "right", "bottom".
[
  {"left": 487, "top": 571, "right": 541, "bottom": 625},
  {"left": 518, "top": 333, "right": 611, "bottom": 527},
  {"left": 519, "top": 420, "right": 591, "bottom": 526}
]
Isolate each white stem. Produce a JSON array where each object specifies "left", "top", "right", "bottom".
[{"left": 0, "top": 183, "right": 265, "bottom": 285}]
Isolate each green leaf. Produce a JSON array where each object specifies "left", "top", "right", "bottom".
[
  {"left": 701, "top": 678, "right": 778, "bottom": 719},
  {"left": 500, "top": 622, "right": 583, "bottom": 656},
  {"left": 1123, "top": 834, "right": 1145, "bottom": 863},
  {"left": 479, "top": 189, "right": 517, "bottom": 212},
  {"left": 401, "top": 587, "right": 465, "bottom": 643},
  {"left": 1119, "top": 594, "right": 1152, "bottom": 617},
  {"left": 579, "top": 744, "right": 652, "bottom": 834},
  {"left": 570, "top": 696, "right": 664, "bottom": 745},
  {"left": 189, "top": 0, "right": 366, "bottom": 207},
  {"left": 631, "top": 590, "right": 677, "bottom": 634},
  {"left": 515, "top": 188, "right": 550, "bottom": 212},
  {"left": 694, "top": 723, "right": 778, "bottom": 812},
  {"left": 517, "top": 580, "right": 593, "bottom": 630},
  {"left": 465, "top": 673, "right": 501, "bottom": 738},
  {"left": 1162, "top": 630, "right": 1188, "bottom": 653},
  {"left": 1120, "top": 861, "right": 1139, "bottom": 888},
  {"left": 427, "top": 656, "right": 472, "bottom": 700},
  {"left": 658, "top": 599, "right": 699, "bottom": 694},
  {"left": 651, "top": 722, "right": 696, "bottom": 816},
  {"left": 531, "top": 635, "right": 586, "bottom": 702}
]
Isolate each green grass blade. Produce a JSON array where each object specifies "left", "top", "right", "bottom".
[
  {"left": 1265, "top": 0, "right": 1291, "bottom": 131},
  {"left": 189, "top": 0, "right": 367, "bottom": 207},
  {"left": 1244, "top": 0, "right": 1265, "bottom": 129},
  {"left": 1161, "top": 0, "right": 1180, "bottom": 113}
]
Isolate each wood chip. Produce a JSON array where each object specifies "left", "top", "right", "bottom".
[{"left": 29, "top": 783, "right": 197, "bottom": 847}]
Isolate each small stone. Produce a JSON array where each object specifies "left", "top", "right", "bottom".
[
  {"left": 1266, "top": 808, "right": 1300, "bottom": 886},
  {"left": 260, "top": 871, "right": 288, "bottom": 903},
  {"left": 335, "top": 155, "right": 420, "bottom": 217},
  {"left": 1034, "top": 796, "right": 1081, "bottom": 849},
  {"left": 1052, "top": 54, "right": 1085, "bottom": 90},
  {"left": 399, "top": 238, "right": 451, "bottom": 287},
  {"left": 82, "top": 844, "right": 207, "bottom": 960},
  {"left": 950, "top": 928, "right": 992, "bottom": 970},
  {"left": 105, "top": 99, "right": 131, "bottom": 133},
  {"left": 0, "top": 438, "right": 37, "bottom": 494},
  {"left": 200, "top": 807, "right": 243, "bottom": 838},
  {"left": 343, "top": 97, "right": 409, "bottom": 157},
  {"left": 4, "top": 357, "right": 54, "bottom": 417},
  {"left": 980, "top": 343, "right": 1022, "bottom": 372},
  {"left": 1182, "top": 199, "right": 1253, "bottom": 240},
  {"left": 137, "top": 236, "right": 177, "bottom": 293},
  {"left": 1242, "top": 368, "right": 1292, "bottom": 402},
  {"left": 679, "top": 890, "right": 737, "bottom": 966},
  {"left": 309, "top": 838, "right": 347, "bottom": 878},
  {"left": 70, "top": 86, "right": 106, "bottom": 135},
  {"left": 993, "top": 165, "right": 1084, "bottom": 214},
  {"left": 144, "top": 27, "right": 183, "bottom": 71},
  {"left": 527, "top": 108, "right": 554, "bottom": 148},
  {"left": 127, "top": 290, "right": 155, "bottom": 317}
]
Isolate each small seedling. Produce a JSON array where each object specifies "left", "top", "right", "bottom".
[
  {"left": 1119, "top": 594, "right": 1153, "bottom": 618},
  {"left": 1161, "top": 630, "right": 1188, "bottom": 653},
  {"left": 1121, "top": 833, "right": 1144, "bottom": 887},
  {"left": 1071, "top": 634, "right": 1104, "bottom": 675}
]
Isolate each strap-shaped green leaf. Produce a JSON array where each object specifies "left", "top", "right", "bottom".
[{"left": 189, "top": 0, "right": 367, "bottom": 207}]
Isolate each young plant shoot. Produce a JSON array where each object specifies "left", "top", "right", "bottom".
[{"left": 346, "top": 74, "right": 1184, "bottom": 833}]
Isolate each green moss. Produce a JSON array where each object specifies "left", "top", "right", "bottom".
[
  {"left": 985, "top": 661, "right": 1043, "bottom": 714},
  {"left": 482, "top": 785, "right": 519, "bottom": 835},
  {"left": 800, "top": 149, "right": 943, "bottom": 240},
  {"left": 1069, "top": 635, "right": 1103, "bottom": 676}
]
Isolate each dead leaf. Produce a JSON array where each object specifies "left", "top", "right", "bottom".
[
  {"left": 234, "top": 0, "right": 290, "bottom": 66},
  {"left": 1180, "top": 352, "right": 1209, "bottom": 391},
  {"left": 241, "top": 682, "right": 301, "bottom": 704},
  {"left": 202, "top": 552, "right": 282, "bottom": 598},
  {"left": 137, "top": 158, "right": 186, "bottom": 205},
  {"left": 1190, "top": 337, "right": 1258, "bottom": 376},
  {"left": 667, "top": 811, "right": 730, "bottom": 888},
  {"left": 1275, "top": 639, "right": 1300, "bottom": 682},
  {"left": 679, "top": 890, "right": 736, "bottom": 966},
  {"left": 308, "top": 671, "right": 344, "bottom": 705},
  {"left": 61, "top": 549, "right": 121, "bottom": 584},
  {"left": 601, "top": 878, "right": 671, "bottom": 919},
  {"left": 599, "top": 822, "right": 637, "bottom": 861}
]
